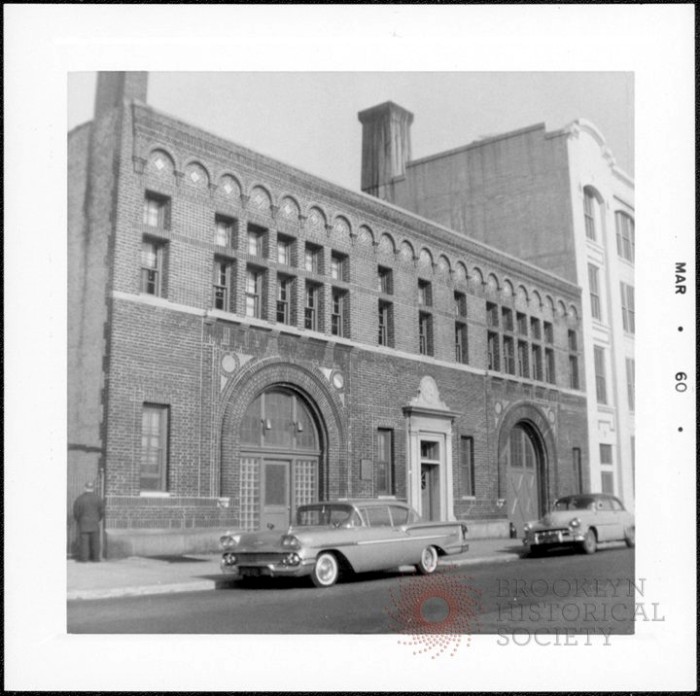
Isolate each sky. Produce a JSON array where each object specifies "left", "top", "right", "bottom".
[{"left": 68, "top": 71, "right": 634, "bottom": 192}]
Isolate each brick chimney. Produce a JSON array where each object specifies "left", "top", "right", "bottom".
[
  {"left": 94, "top": 71, "right": 148, "bottom": 120},
  {"left": 358, "top": 101, "right": 413, "bottom": 200}
]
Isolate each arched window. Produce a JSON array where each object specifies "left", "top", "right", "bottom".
[
  {"left": 509, "top": 424, "right": 537, "bottom": 469},
  {"left": 583, "top": 187, "right": 602, "bottom": 241},
  {"left": 615, "top": 211, "right": 635, "bottom": 262}
]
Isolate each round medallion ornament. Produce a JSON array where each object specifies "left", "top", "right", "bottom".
[
  {"left": 331, "top": 371, "right": 345, "bottom": 390},
  {"left": 495, "top": 402, "right": 502, "bottom": 415},
  {"left": 547, "top": 409, "right": 556, "bottom": 423},
  {"left": 221, "top": 354, "right": 238, "bottom": 374}
]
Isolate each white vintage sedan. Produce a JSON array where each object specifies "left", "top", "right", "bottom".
[
  {"left": 523, "top": 493, "right": 635, "bottom": 556},
  {"left": 220, "top": 500, "right": 469, "bottom": 587}
]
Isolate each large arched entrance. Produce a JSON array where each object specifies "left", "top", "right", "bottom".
[
  {"left": 240, "top": 387, "right": 322, "bottom": 530},
  {"left": 505, "top": 422, "right": 546, "bottom": 528}
]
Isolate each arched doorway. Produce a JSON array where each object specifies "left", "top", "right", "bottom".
[
  {"left": 240, "top": 387, "right": 322, "bottom": 530},
  {"left": 505, "top": 422, "right": 546, "bottom": 529}
]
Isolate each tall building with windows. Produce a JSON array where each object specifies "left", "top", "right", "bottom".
[
  {"left": 68, "top": 73, "right": 589, "bottom": 556},
  {"left": 364, "top": 104, "right": 635, "bottom": 508}
]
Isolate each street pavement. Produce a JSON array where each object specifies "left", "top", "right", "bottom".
[{"left": 67, "top": 536, "right": 533, "bottom": 601}]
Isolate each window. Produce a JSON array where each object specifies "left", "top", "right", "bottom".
[
  {"left": 502, "top": 307, "right": 514, "bottom": 332},
  {"left": 487, "top": 332, "right": 500, "bottom": 371},
  {"left": 378, "top": 301, "right": 393, "bottom": 347},
  {"left": 143, "top": 192, "right": 170, "bottom": 229},
  {"left": 277, "top": 234, "right": 294, "bottom": 266},
  {"left": 419, "top": 312, "right": 433, "bottom": 356},
  {"left": 583, "top": 188, "right": 597, "bottom": 240},
  {"left": 530, "top": 318, "right": 541, "bottom": 341},
  {"left": 517, "top": 340, "right": 529, "bottom": 378},
  {"left": 620, "top": 283, "right": 635, "bottom": 334},
  {"left": 503, "top": 336, "right": 515, "bottom": 374},
  {"left": 516, "top": 312, "right": 528, "bottom": 336},
  {"left": 460, "top": 436, "right": 475, "bottom": 497},
  {"left": 626, "top": 358, "right": 635, "bottom": 411},
  {"left": 455, "top": 323, "right": 468, "bottom": 364},
  {"left": 141, "top": 239, "right": 166, "bottom": 297},
  {"left": 454, "top": 291, "right": 467, "bottom": 317},
  {"left": 331, "top": 288, "right": 348, "bottom": 337},
  {"left": 588, "top": 264, "right": 602, "bottom": 320},
  {"left": 567, "top": 330, "right": 577, "bottom": 352},
  {"left": 247, "top": 223, "right": 266, "bottom": 258},
  {"left": 616, "top": 212, "right": 635, "bottom": 262},
  {"left": 378, "top": 266, "right": 393, "bottom": 294},
  {"left": 245, "top": 267, "right": 265, "bottom": 318},
  {"left": 631, "top": 436, "right": 635, "bottom": 495},
  {"left": 486, "top": 302, "right": 499, "bottom": 328},
  {"left": 330, "top": 252, "right": 348, "bottom": 281},
  {"left": 418, "top": 280, "right": 432, "bottom": 307},
  {"left": 531, "top": 344, "right": 543, "bottom": 381},
  {"left": 140, "top": 404, "right": 169, "bottom": 492},
  {"left": 276, "top": 275, "right": 294, "bottom": 325},
  {"left": 545, "top": 348, "right": 555, "bottom": 384},
  {"left": 215, "top": 214, "right": 236, "bottom": 247},
  {"left": 213, "top": 259, "right": 234, "bottom": 312},
  {"left": 569, "top": 355, "right": 579, "bottom": 390},
  {"left": 600, "top": 444, "right": 613, "bottom": 466},
  {"left": 304, "top": 243, "right": 322, "bottom": 274},
  {"left": 304, "top": 282, "right": 321, "bottom": 331},
  {"left": 572, "top": 448, "right": 583, "bottom": 494},
  {"left": 376, "top": 429, "right": 394, "bottom": 496},
  {"left": 600, "top": 472, "right": 614, "bottom": 495},
  {"left": 543, "top": 321, "right": 554, "bottom": 344},
  {"left": 594, "top": 346, "right": 607, "bottom": 404}
]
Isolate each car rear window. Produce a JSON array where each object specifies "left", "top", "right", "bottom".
[
  {"left": 389, "top": 506, "right": 409, "bottom": 526},
  {"left": 364, "top": 506, "right": 392, "bottom": 526}
]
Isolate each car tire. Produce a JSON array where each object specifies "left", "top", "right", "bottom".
[
  {"left": 528, "top": 546, "right": 544, "bottom": 558},
  {"left": 624, "top": 526, "right": 636, "bottom": 548},
  {"left": 581, "top": 529, "right": 597, "bottom": 554},
  {"left": 416, "top": 545, "right": 439, "bottom": 575},
  {"left": 311, "top": 552, "right": 340, "bottom": 588}
]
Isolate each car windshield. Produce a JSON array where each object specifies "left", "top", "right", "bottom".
[
  {"left": 553, "top": 496, "right": 597, "bottom": 511},
  {"left": 296, "top": 504, "right": 355, "bottom": 527}
]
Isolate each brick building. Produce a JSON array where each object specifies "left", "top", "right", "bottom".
[
  {"left": 367, "top": 105, "right": 634, "bottom": 508},
  {"left": 68, "top": 73, "right": 588, "bottom": 557}
]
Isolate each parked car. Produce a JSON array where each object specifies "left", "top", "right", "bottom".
[
  {"left": 523, "top": 493, "right": 635, "bottom": 556},
  {"left": 220, "top": 499, "right": 469, "bottom": 587}
]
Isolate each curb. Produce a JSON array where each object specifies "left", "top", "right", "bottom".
[{"left": 67, "top": 552, "right": 523, "bottom": 601}]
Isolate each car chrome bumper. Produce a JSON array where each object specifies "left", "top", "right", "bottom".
[
  {"left": 523, "top": 530, "right": 585, "bottom": 547},
  {"left": 220, "top": 554, "right": 315, "bottom": 578}
]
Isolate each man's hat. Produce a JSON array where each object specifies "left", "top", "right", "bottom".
[{"left": 84, "top": 481, "right": 95, "bottom": 491}]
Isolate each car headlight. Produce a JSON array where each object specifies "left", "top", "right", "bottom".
[
  {"left": 220, "top": 533, "right": 241, "bottom": 549},
  {"left": 281, "top": 534, "right": 301, "bottom": 550},
  {"left": 523, "top": 523, "right": 531, "bottom": 533},
  {"left": 569, "top": 518, "right": 581, "bottom": 528}
]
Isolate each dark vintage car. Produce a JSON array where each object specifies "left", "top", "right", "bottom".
[
  {"left": 220, "top": 499, "right": 469, "bottom": 587},
  {"left": 523, "top": 493, "right": 635, "bottom": 556}
]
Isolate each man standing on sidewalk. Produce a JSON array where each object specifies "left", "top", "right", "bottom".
[{"left": 73, "top": 481, "right": 104, "bottom": 562}]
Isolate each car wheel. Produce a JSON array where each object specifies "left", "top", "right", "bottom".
[
  {"left": 581, "top": 529, "right": 597, "bottom": 554},
  {"left": 625, "top": 526, "right": 636, "bottom": 548},
  {"left": 311, "top": 552, "right": 339, "bottom": 588},
  {"left": 529, "top": 546, "right": 544, "bottom": 557},
  {"left": 416, "top": 545, "right": 439, "bottom": 574}
]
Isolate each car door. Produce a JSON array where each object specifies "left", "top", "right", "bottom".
[
  {"left": 608, "top": 497, "right": 628, "bottom": 541},
  {"left": 593, "top": 497, "right": 618, "bottom": 541},
  {"left": 348, "top": 505, "right": 406, "bottom": 572}
]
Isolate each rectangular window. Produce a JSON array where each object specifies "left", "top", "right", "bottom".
[
  {"left": 419, "top": 312, "right": 433, "bottom": 355},
  {"left": 516, "top": 312, "right": 528, "bottom": 336},
  {"left": 247, "top": 223, "right": 267, "bottom": 258},
  {"left": 140, "top": 404, "right": 169, "bottom": 492},
  {"left": 143, "top": 192, "right": 170, "bottom": 229},
  {"left": 584, "top": 189, "right": 596, "bottom": 240},
  {"left": 572, "top": 447, "right": 583, "bottom": 494},
  {"left": 487, "top": 331, "right": 500, "bottom": 371},
  {"left": 531, "top": 344, "right": 543, "bottom": 381},
  {"left": 245, "top": 267, "right": 264, "bottom": 319},
  {"left": 543, "top": 321, "right": 554, "bottom": 344},
  {"left": 545, "top": 348, "right": 556, "bottom": 384},
  {"left": 304, "top": 282, "right": 321, "bottom": 331},
  {"left": 330, "top": 252, "right": 348, "bottom": 281},
  {"left": 501, "top": 307, "right": 514, "bottom": 332},
  {"left": 569, "top": 355, "right": 579, "bottom": 390},
  {"left": 376, "top": 429, "right": 394, "bottom": 496},
  {"left": 600, "top": 444, "right": 613, "bottom": 465},
  {"left": 517, "top": 340, "right": 529, "bottom": 378},
  {"left": 620, "top": 283, "right": 635, "bottom": 334},
  {"left": 214, "top": 214, "right": 236, "bottom": 247},
  {"left": 276, "top": 275, "right": 294, "bottom": 325},
  {"left": 626, "top": 357, "right": 635, "bottom": 411},
  {"left": 141, "top": 239, "right": 166, "bottom": 297},
  {"left": 331, "top": 288, "right": 348, "bottom": 337},
  {"left": 455, "top": 322, "right": 468, "bottom": 364},
  {"left": 615, "top": 212, "right": 635, "bottom": 262},
  {"left": 213, "top": 258, "right": 234, "bottom": 312},
  {"left": 277, "top": 234, "right": 294, "bottom": 266},
  {"left": 418, "top": 280, "right": 432, "bottom": 307},
  {"left": 600, "top": 471, "right": 614, "bottom": 495},
  {"left": 304, "top": 243, "right": 322, "bottom": 274},
  {"left": 588, "top": 264, "right": 601, "bottom": 320},
  {"left": 460, "top": 436, "right": 475, "bottom": 497},
  {"left": 503, "top": 336, "right": 515, "bottom": 374},
  {"left": 568, "top": 330, "right": 578, "bottom": 351},
  {"left": 378, "top": 301, "right": 393, "bottom": 347},
  {"left": 378, "top": 266, "right": 393, "bottom": 294},
  {"left": 454, "top": 291, "right": 467, "bottom": 317},
  {"left": 594, "top": 346, "right": 607, "bottom": 404},
  {"left": 530, "top": 317, "right": 541, "bottom": 341},
  {"left": 631, "top": 436, "right": 635, "bottom": 495},
  {"left": 486, "top": 302, "right": 499, "bottom": 328}
]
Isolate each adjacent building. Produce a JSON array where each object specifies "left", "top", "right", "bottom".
[
  {"left": 362, "top": 104, "right": 635, "bottom": 509},
  {"left": 68, "top": 73, "right": 588, "bottom": 557}
]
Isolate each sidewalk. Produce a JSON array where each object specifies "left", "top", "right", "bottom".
[{"left": 67, "top": 537, "right": 526, "bottom": 601}]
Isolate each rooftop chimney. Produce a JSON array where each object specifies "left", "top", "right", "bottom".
[
  {"left": 94, "top": 71, "right": 148, "bottom": 120},
  {"left": 358, "top": 101, "right": 413, "bottom": 200}
]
